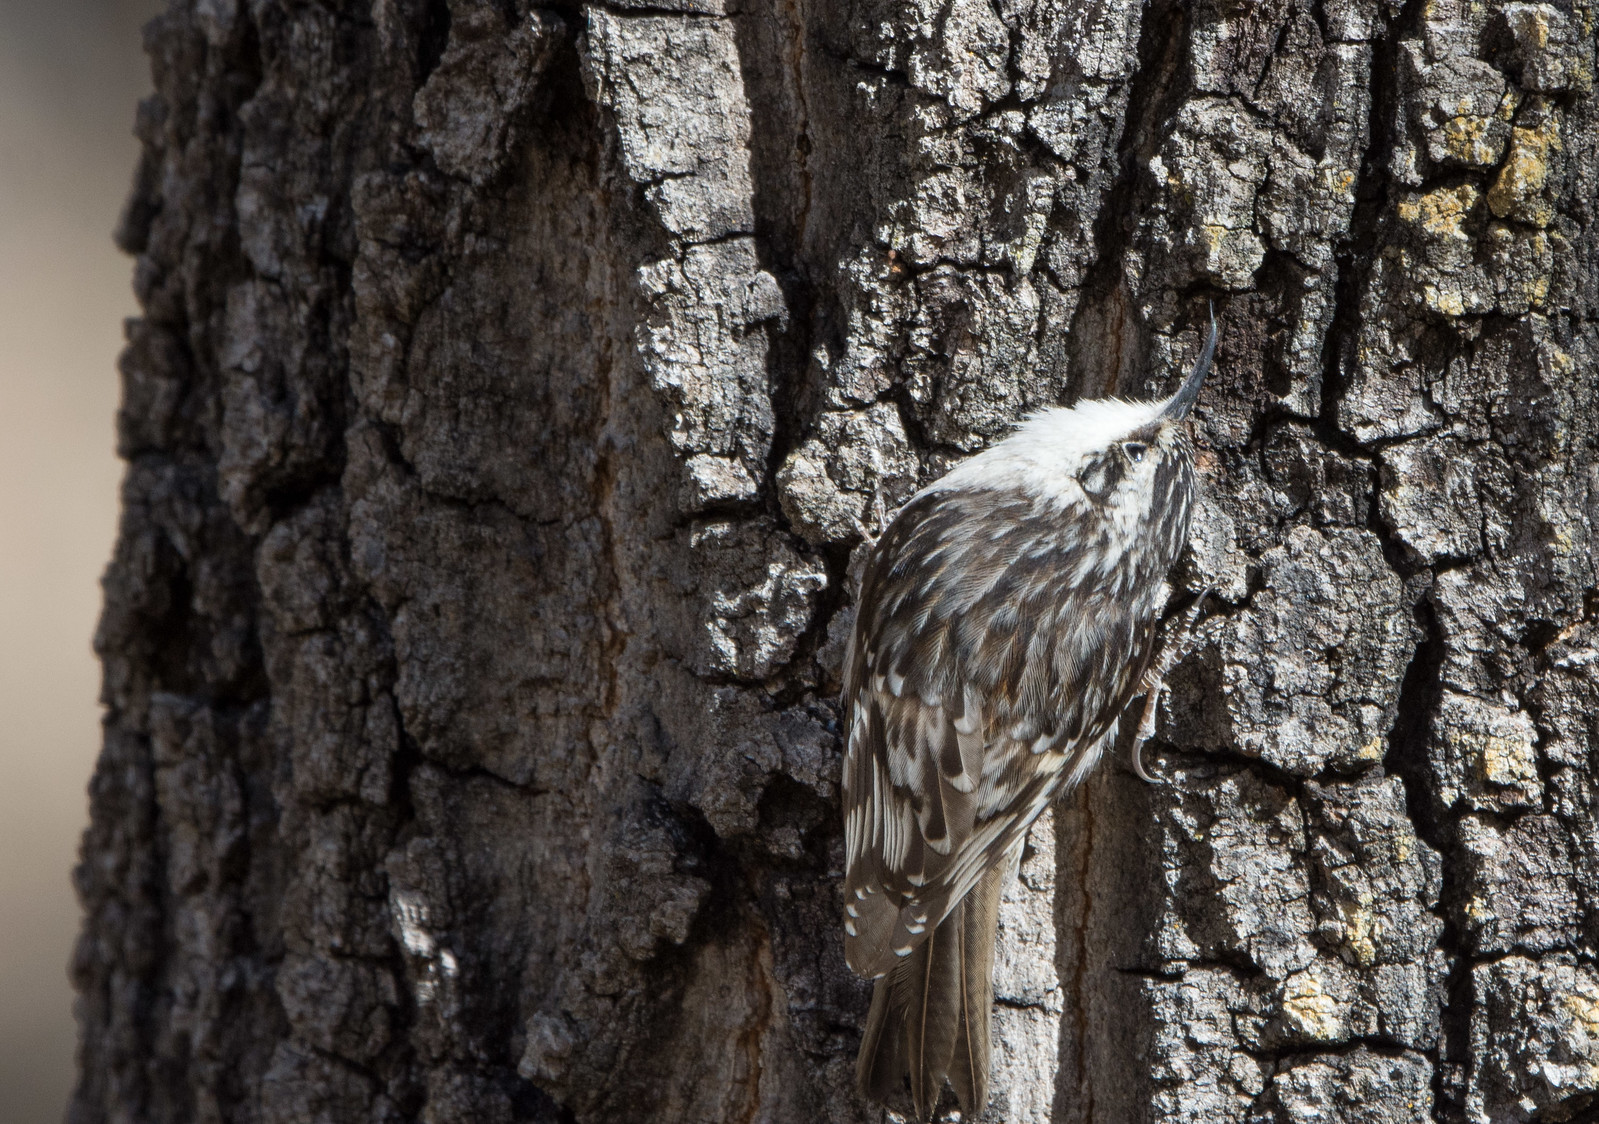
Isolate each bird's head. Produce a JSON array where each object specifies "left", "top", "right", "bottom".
[
  {"left": 1068, "top": 319, "right": 1212, "bottom": 511},
  {"left": 935, "top": 317, "right": 1215, "bottom": 534}
]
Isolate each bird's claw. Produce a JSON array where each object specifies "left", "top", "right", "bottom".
[
  {"left": 1129, "top": 696, "right": 1162, "bottom": 784},
  {"left": 1129, "top": 587, "right": 1216, "bottom": 785}
]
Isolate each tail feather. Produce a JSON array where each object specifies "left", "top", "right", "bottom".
[
  {"left": 905, "top": 919, "right": 962, "bottom": 1118},
  {"left": 857, "top": 965, "right": 907, "bottom": 1104},
  {"left": 948, "top": 866, "right": 1002, "bottom": 1115},
  {"left": 855, "top": 865, "right": 1006, "bottom": 1120}
]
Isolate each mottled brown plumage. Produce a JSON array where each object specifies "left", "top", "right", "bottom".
[{"left": 843, "top": 322, "right": 1214, "bottom": 1119}]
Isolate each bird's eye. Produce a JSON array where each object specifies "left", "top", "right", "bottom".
[{"left": 1122, "top": 442, "right": 1148, "bottom": 463}]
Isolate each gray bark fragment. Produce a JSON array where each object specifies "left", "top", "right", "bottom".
[
  {"left": 1469, "top": 956, "right": 1599, "bottom": 1122},
  {"left": 1252, "top": 1048, "right": 1434, "bottom": 1124}
]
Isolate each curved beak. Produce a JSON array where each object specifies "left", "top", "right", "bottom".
[{"left": 1160, "top": 311, "right": 1217, "bottom": 420}]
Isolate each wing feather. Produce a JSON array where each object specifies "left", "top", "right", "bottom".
[{"left": 843, "top": 487, "right": 1157, "bottom": 979}]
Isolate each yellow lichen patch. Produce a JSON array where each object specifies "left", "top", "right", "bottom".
[
  {"left": 1195, "top": 222, "right": 1264, "bottom": 290},
  {"left": 1422, "top": 282, "right": 1468, "bottom": 317},
  {"left": 1320, "top": 165, "right": 1357, "bottom": 204},
  {"left": 1560, "top": 980, "right": 1599, "bottom": 1086},
  {"left": 1398, "top": 184, "right": 1479, "bottom": 241},
  {"left": 1443, "top": 115, "right": 1503, "bottom": 166},
  {"left": 1340, "top": 905, "right": 1379, "bottom": 968},
  {"left": 1507, "top": 4, "right": 1553, "bottom": 51},
  {"left": 1546, "top": 343, "right": 1575, "bottom": 375},
  {"left": 1281, "top": 968, "right": 1346, "bottom": 1041},
  {"left": 1489, "top": 119, "right": 1561, "bottom": 224},
  {"left": 1562, "top": 983, "right": 1599, "bottom": 1039},
  {"left": 1521, "top": 272, "right": 1552, "bottom": 310},
  {"left": 1444, "top": 708, "right": 1542, "bottom": 807},
  {"left": 1479, "top": 729, "right": 1540, "bottom": 792}
]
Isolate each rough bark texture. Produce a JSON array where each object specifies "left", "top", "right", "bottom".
[{"left": 74, "top": 0, "right": 1599, "bottom": 1121}]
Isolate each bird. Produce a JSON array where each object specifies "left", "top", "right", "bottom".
[{"left": 841, "top": 318, "right": 1216, "bottom": 1120}]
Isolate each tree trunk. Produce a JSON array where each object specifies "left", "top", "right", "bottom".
[{"left": 73, "top": 0, "right": 1599, "bottom": 1121}]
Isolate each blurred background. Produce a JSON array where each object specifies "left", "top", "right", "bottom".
[{"left": 1, "top": 0, "right": 164, "bottom": 1120}]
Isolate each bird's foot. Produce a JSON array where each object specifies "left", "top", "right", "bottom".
[{"left": 1129, "top": 587, "right": 1214, "bottom": 784}]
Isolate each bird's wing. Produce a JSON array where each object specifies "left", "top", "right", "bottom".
[{"left": 841, "top": 488, "right": 1147, "bottom": 979}]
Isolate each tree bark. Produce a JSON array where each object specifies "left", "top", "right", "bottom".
[{"left": 74, "top": 0, "right": 1599, "bottom": 1121}]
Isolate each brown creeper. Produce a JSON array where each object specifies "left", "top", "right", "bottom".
[{"left": 842, "top": 320, "right": 1215, "bottom": 1119}]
